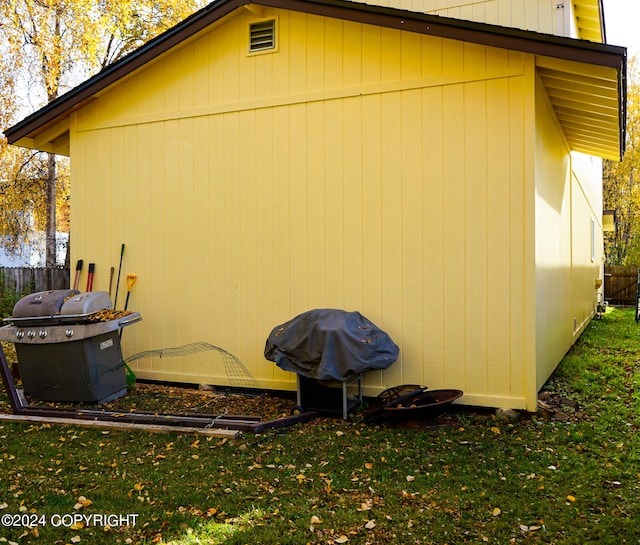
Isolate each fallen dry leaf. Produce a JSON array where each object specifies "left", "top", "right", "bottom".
[
  {"left": 365, "top": 520, "right": 376, "bottom": 530},
  {"left": 74, "top": 496, "right": 92, "bottom": 510},
  {"left": 335, "top": 536, "right": 349, "bottom": 544}
]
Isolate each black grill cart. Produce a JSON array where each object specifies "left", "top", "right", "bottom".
[{"left": 296, "top": 373, "right": 363, "bottom": 420}]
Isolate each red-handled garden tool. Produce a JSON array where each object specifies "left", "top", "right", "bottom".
[{"left": 86, "top": 263, "right": 95, "bottom": 292}]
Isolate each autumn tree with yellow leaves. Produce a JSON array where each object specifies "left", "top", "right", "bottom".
[
  {"left": 604, "top": 57, "right": 640, "bottom": 265},
  {"left": 0, "top": 0, "right": 204, "bottom": 265}
]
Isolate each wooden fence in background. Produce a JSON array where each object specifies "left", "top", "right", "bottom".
[
  {"left": 0, "top": 267, "right": 70, "bottom": 295},
  {"left": 604, "top": 265, "right": 638, "bottom": 306}
]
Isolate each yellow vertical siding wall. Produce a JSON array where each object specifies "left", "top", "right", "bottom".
[
  {"left": 533, "top": 82, "right": 602, "bottom": 395},
  {"left": 570, "top": 152, "right": 604, "bottom": 339},
  {"left": 71, "top": 8, "right": 551, "bottom": 409}
]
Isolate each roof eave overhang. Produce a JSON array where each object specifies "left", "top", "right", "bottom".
[
  {"left": 4, "top": 0, "right": 627, "bottom": 160},
  {"left": 4, "top": 0, "right": 246, "bottom": 150}
]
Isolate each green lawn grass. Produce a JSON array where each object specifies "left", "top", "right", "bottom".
[{"left": 1, "top": 306, "right": 640, "bottom": 544}]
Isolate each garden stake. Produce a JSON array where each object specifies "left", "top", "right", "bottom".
[
  {"left": 114, "top": 243, "right": 125, "bottom": 308},
  {"left": 108, "top": 266, "right": 115, "bottom": 298}
]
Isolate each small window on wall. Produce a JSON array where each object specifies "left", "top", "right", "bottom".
[
  {"left": 590, "top": 217, "right": 595, "bottom": 262},
  {"left": 249, "top": 19, "right": 276, "bottom": 53}
]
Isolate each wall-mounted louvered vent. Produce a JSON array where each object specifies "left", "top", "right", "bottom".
[{"left": 249, "top": 20, "right": 275, "bottom": 52}]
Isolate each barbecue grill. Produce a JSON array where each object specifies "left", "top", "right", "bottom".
[
  {"left": 0, "top": 289, "right": 141, "bottom": 404},
  {"left": 265, "top": 308, "right": 399, "bottom": 419}
]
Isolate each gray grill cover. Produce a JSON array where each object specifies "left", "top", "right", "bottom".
[{"left": 264, "top": 309, "right": 399, "bottom": 381}]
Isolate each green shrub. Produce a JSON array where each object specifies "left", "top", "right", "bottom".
[{"left": 0, "top": 271, "right": 23, "bottom": 318}]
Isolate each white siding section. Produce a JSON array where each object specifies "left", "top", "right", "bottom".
[{"left": 353, "top": 0, "right": 571, "bottom": 37}]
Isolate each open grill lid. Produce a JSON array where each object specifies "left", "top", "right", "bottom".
[{"left": 6, "top": 290, "right": 113, "bottom": 325}]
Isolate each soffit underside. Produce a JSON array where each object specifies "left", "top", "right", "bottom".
[{"left": 537, "top": 58, "right": 621, "bottom": 160}]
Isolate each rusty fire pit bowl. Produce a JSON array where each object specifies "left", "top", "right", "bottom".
[
  {"left": 383, "top": 389, "right": 463, "bottom": 413},
  {"left": 365, "top": 386, "right": 463, "bottom": 420}
]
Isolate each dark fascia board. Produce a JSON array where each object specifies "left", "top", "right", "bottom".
[{"left": 4, "top": 0, "right": 627, "bottom": 146}]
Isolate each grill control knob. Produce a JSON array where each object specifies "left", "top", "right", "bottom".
[
  {"left": 27, "top": 330, "right": 36, "bottom": 339},
  {"left": 65, "top": 329, "right": 74, "bottom": 338},
  {"left": 15, "top": 330, "right": 24, "bottom": 340},
  {"left": 39, "top": 330, "right": 48, "bottom": 339}
]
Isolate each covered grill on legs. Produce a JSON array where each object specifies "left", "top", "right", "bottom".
[{"left": 265, "top": 308, "right": 400, "bottom": 419}]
